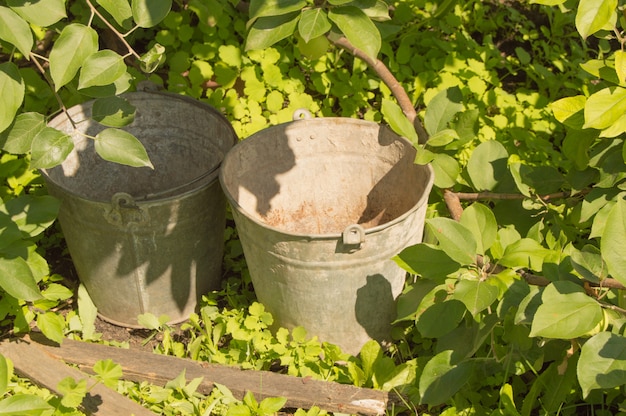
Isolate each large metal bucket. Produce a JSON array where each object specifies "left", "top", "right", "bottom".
[
  {"left": 219, "top": 117, "right": 434, "bottom": 355},
  {"left": 42, "top": 91, "right": 237, "bottom": 327}
]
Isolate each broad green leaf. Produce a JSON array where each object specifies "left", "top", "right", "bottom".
[
  {"left": 259, "top": 396, "right": 287, "bottom": 413},
  {"left": 419, "top": 351, "right": 473, "bottom": 405},
  {"left": 0, "top": 255, "right": 43, "bottom": 301},
  {"left": 417, "top": 300, "right": 466, "bottom": 338},
  {"left": 395, "top": 279, "right": 443, "bottom": 322},
  {"left": 7, "top": 0, "right": 66, "bottom": 27},
  {"left": 57, "top": 377, "right": 88, "bottom": 408},
  {"left": 359, "top": 339, "right": 382, "bottom": 382},
  {"left": 0, "top": 210, "right": 24, "bottom": 250},
  {"left": 140, "top": 43, "right": 166, "bottom": 73},
  {"left": 615, "top": 50, "right": 626, "bottom": 85},
  {"left": 466, "top": 140, "right": 509, "bottom": 191},
  {"left": 80, "top": 71, "right": 133, "bottom": 97},
  {"left": 37, "top": 311, "right": 65, "bottom": 344},
  {"left": 361, "top": 0, "right": 391, "bottom": 21},
  {"left": 530, "top": 281, "right": 603, "bottom": 339},
  {"left": 381, "top": 98, "right": 418, "bottom": 144},
  {"left": 426, "top": 217, "right": 477, "bottom": 265},
  {"left": 499, "top": 238, "right": 549, "bottom": 271},
  {"left": 95, "top": 128, "right": 154, "bottom": 168},
  {"left": 77, "top": 284, "right": 98, "bottom": 340},
  {"left": 577, "top": 332, "right": 626, "bottom": 397},
  {"left": 584, "top": 87, "right": 626, "bottom": 130},
  {"left": 41, "top": 283, "right": 73, "bottom": 302},
  {"left": 550, "top": 95, "right": 586, "bottom": 128},
  {"left": 296, "top": 33, "right": 330, "bottom": 60},
  {"left": 570, "top": 244, "right": 607, "bottom": 283},
  {"left": 0, "top": 394, "right": 53, "bottom": 415},
  {"left": 92, "top": 96, "right": 136, "bottom": 127},
  {"left": 424, "top": 87, "right": 463, "bottom": 136},
  {"left": 328, "top": 6, "right": 381, "bottom": 59},
  {"left": 93, "top": 359, "right": 123, "bottom": 388},
  {"left": 0, "top": 6, "right": 33, "bottom": 57},
  {"left": 601, "top": 197, "right": 626, "bottom": 286},
  {"left": 30, "top": 127, "right": 74, "bottom": 169},
  {"left": 0, "top": 112, "right": 45, "bottom": 154},
  {"left": 246, "top": 13, "right": 300, "bottom": 51},
  {"left": 575, "top": 0, "right": 617, "bottom": 39},
  {"left": 49, "top": 24, "right": 98, "bottom": 91},
  {"left": 78, "top": 50, "right": 127, "bottom": 89},
  {"left": 426, "top": 129, "right": 458, "bottom": 147},
  {"left": 248, "top": 0, "right": 307, "bottom": 25},
  {"left": 0, "top": 62, "right": 25, "bottom": 133},
  {"left": 510, "top": 163, "right": 564, "bottom": 197},
  {"left": 137, "top": 312, "right": 162, "bottom": 330},
  {"left": 430, "top": 152, "right": 460, "bottom": 189},
  {"left": 393, "top": 243, "right": 460, "bottom": 279},
  {"left": 96, "top": 0, "right": 133, "bottom": 28},
  {"left": 562, "top": 128, "right": 598, "bottom": 170},
  {"left": 131, "top": 0, "right": 172, "bottom": 28},
  {"left": 4, "top": 195, "right": 60, "bottom": 238},
  {"left": 453, "top": 279, "right": 499, "bottom": 316},
  {"left": 298, "top": 8, "right": 331, "bottom": 43},
  {"left": 460, "top": 203, "right": 497, "bottom": 255},
  {"left": 0, "top": 356, "right": 8, "bottom": 397}
]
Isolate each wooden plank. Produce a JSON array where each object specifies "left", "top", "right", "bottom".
[
  {"left": 0, "top": 337, "right": 155, "bottom": 416},
  {"left": 26, "top": 333, "right": 398, "bottom": 415}
]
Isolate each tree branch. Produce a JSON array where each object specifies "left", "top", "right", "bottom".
[
  {"left": 454, "top": 189, "right": 589, "bottom": 201},
  {"left": 329, "top": 35, "right": 429, "bottom": 144}
]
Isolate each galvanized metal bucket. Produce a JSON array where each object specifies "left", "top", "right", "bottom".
[
  {"left": 219, "top": 116, "right": 434, "bottom": 355},
  {"left": 42, "top": 91, "right": 237, "bottom": 327}
]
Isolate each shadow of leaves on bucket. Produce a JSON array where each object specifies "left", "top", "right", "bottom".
[{"left": 355, "top": 274, "right": 395, "bottom": 344}]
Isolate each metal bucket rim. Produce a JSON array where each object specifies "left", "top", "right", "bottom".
[
  {"left": 220, "top": 117, "right": 435, "bottom": 239},
  {"left": 41, "top": 90, "right": 238, "bottom": 203}
]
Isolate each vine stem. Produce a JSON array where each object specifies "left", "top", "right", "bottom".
[
  {"left": 85, "top": 0, "right": 141, "bottom": 60},
  {"left": 329, "top": 35, "right": 429, "bottom": 144}
]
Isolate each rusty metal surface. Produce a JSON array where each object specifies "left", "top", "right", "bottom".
[
  {"left": 42, "top": 92, "right": 237, "bottom": 327},
  {"left": 220, "top": 117, "right": 434, "bottom": 355}
]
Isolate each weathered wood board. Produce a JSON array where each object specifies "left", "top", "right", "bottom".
[{"left": 1, "top": 334, "right": 402, "bottom": 415}]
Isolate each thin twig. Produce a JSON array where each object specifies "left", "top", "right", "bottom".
[
  {"left": 85, "top": 0, "right": 141, "bottom": 60},
  {"left": 29, "top": 53, "right": 75, "bottom": 129},
  {"left": 454, "top": 189, "right": 590, "bottom": 201}
]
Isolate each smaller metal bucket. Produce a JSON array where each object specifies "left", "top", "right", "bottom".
[
  {"left": 220, "top": 117, "right": 434, "bottom": 355},
  {"left": 41, "top": 91, "right": 237, "bottom": 327}
]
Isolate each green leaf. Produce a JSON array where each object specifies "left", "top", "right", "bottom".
[
  {"left": 77, "top": 284, "right": 98, "bottom": 340},
  {"left": 138, "top": 312, "right": 162, "bottom": 330},
  {"left": 0, "top": 355, "right": 10, "bottom": 396},
  {"left": 499, "top": 238, "right": 549, "bottom": 271},
  {"left": 49, "top": 24, "right": 98, "bottom": 91},
  {"left": 417, "top": 300, "right": 466, "bottom": 338},
  {"left": 298, "top": 8, "right": 331, "bottom": 43},
  {"left": 96, "top": 0, "right": 133, "bottom": 29},
  {"left": 30, "top": 127, "right": 74, "bottom": 169},
  {"left": 328, "top": 6, "right": 381, "bottom": 59},
  {"left": 246, "top": 12, "right": 300, "bottom": 51},
  {"left": 359, "top": 339, "right": 382, "bottom": 382},
  {"left": 584, "top": 87, "right": 626, "bottom": 130},
  {"left": 551, "top": 95, "right": 586, "bottom": 128},
  {"left": 577, "top": 332, "right": 626, "bottom": 398},
  {"left": 0, "top": 394, "right": 53, "bottom": 415},
  {"left": 57, "top": 377, "right": 88, "bottom": 408},
  {"left": 460, "top": 203, "right": 497, "bottom": 255},
  {"left": 4, "top": 194, "right": 60, "bottom": 238},
  {"left": 0, "top": 112, "right": 45, "bottom": 154},
  {"left": 530, "top": 281, "right": 603, "bottom": 339},
  {"left": 248, "top": 0, "right": 307, "bottom": 26},
  {"left": 78, "top": 50, "right": 127, "bottom": 89},
  {"left": 37, "top": 311, "right": 65, "bottom": 344},
  {"left": 381, "top": 98, "right": 418, "bottom": 144},
  {"left": 424, "top": 87, "right": 463, "bottom": 136},
  {"left": 601, "top": 197, "right": 626, "bottom": 286},
  {"left": 79, "top": 72, "right": 132, "bottom": 97},
  {"left": 430, "top": 152, "right": 460, "bottom": 189},
  {"left": 131, "top": 0, "right": 172, "bottom": 28},
  {"left": 95, "top": 128, "right": 154, "bottom": 168},
  {"left": 453, "top": 279, "right": 499, "bottom": 316},
  {"left": 92, "top": 96, "right": 136, "bottom": 127},
  {"left": 562, "top": 128, "right": 598, "bottom": 170},
  {"left": 0, "top": 62, "right": 25, "bottom": 133},
  {"left": 615, "top": 50, "right": 626, "bottom": 85},
  {"left": 140, "top": 42, "right": 166, "bottom": 73},
  {"left": 419, "top": 351, "right": 473, "bottom": 406},
  {"left": 393, "top": 243, "right": 460, "bottom": 280},
  {"left": 466, "top": 140, "right": 510, "bottom": 191},
  {"left": 426, "top": 129, "right": 458, "bottom": 147},
  {"left": 93, "top": 359, "right": 123, "bottom": 388},
  {"left": 575, "top": 0, "right": 617, "bottom": 39},
  {"left": 0, "top": 257, "right": 43, "bottom": 301},
  {"left": 426, "top": 217, "right": 477, "bottom": 265},
  {"left": 570, "top": 244, "right": 608, "bottom": 283},
  {"left": 259, "top": 397, "right": 288, "bottom": 415},
  {"left": 0, "top": 6, "right": 33, "bottom": 57},
  {"left": 7, "top": 0, "right": 66, "bottom": 27}
]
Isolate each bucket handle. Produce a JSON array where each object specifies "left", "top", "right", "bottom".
[
  {"left": 105, "top": 192, "right": 149, "bottom": 227},
  {"left": 292, "top": 108, "right": 312, "bottom": 120},
  {"left": 342, "top": 224, "right": 365, "bottom": 247}
]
